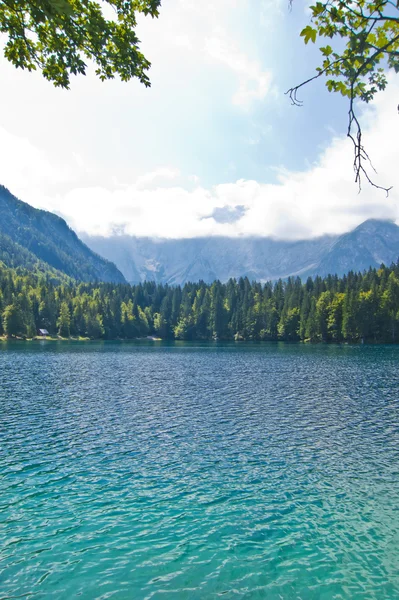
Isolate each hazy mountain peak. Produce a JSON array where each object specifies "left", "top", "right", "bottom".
[
  {"left": 353, "top": 218, "right": 397, "bottom": 232},
  {"left": 83, "top": 219, "right": 399, "bottom": 285}
]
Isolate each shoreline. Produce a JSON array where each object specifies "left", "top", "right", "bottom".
[
  {"left": 0, "top": 335, "right": 163, "bottom": 343},
  {"left": 0, "top": 336, "right": 393, "bottom": 345}
]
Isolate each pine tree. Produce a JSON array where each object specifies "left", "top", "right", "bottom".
[{"left": 57, "top": 302, "right": 71, "bottom": 337}]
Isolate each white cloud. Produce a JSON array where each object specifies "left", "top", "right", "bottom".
[
  {"left": 0, "top": 127, "right": 72, "bottom": 190},
  {"left": 0, "top": 77, "right": 399, "bottom": 239},
  {"left": 2, "top": 78, "right": 398, "bottom": 241},
  {"left": 205, "top": 31, "right": 274, "bottom": 108},
  {"left": 135, "top": 167, "right": 181, "bottom": 190},
  {"left": 139, "top": 0, "right": 275, "bottom": 110}
]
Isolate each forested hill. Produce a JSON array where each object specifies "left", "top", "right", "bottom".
[
  {"left": 0, "top": 186, "right": 125, "bottom": 283},
  {"left": 1, "top": 260, "right": 399, "bottom": 343}
]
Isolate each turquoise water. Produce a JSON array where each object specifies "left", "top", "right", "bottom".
[{"left": 1, "top": 342, "right": 399, "bottom": 599}]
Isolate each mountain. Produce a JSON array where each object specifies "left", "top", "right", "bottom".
[
  {"left": 4, "top": 182, "right": 396, "bottom": 285},
  {"left": 83, "top": 219, "right": 399, "bottom": 285},
  {"left": 311, "top": 219, "right": 399, "bottom": 277},
  {"left": 82, "top": 235, "right": 337, "bottom": 284},
  {"left": 0, "top": 186, "right": 125, "bottom": 283}
]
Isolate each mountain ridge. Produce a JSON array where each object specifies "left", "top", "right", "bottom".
[
  {"left": 0, "top": 186, "right": 126, "bottom": 283},
  {"left": 3, "top": 184, "right": 397, "bottom": 286},
  {"left": 83, "top": 218, "right": 399, "bottom": 285}
]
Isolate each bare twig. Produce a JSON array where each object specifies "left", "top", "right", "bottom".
[{"left": 347, "top": 93, "right": 392, "bottom": 195}]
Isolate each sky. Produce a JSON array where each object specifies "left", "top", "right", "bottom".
[{"left": 0, "top": 0, "right": 399, "bottom": 240}]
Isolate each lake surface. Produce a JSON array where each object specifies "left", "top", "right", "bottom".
[{"left": 1, "top": 341, "right": 399, "bottom": 599}]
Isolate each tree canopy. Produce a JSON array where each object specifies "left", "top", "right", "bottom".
[
  {"left": 288, "top": 0, "right": 399, "bottom": 192},
  {"left": 0, "top": 0, "right": 161, "bottom": 88},
  {"left": 2, "top": 259, "right": 399, "bottom": 343}
]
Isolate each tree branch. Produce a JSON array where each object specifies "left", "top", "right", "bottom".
[
  {"left": 285, "top": 58, "right": 345, "bottom": 105},
  {"left": 287, "top": 1, "right": 399, "bottom": 193}
]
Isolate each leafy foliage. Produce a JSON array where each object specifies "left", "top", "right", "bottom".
[
  {"left": 288, "top": 0, "right": 399, "bottom": 192},
  {"left": 2, "top": 260, "right": 399, "bottom": 342},
  {"left": 0, "top": 0, "right": 161, "bottom": 88}
]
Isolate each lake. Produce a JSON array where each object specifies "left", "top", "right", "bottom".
[{"left": 1, "top": 341, "right": 399, "bottom": 599}]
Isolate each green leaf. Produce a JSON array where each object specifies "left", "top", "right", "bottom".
[
  {"left": 300, "top": 25, "right": 317, "bottom": 45},
  {"left": 320, "top": 45, "right": 333, "bottom": 56}
]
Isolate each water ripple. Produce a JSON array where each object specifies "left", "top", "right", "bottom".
[{"left": 1, "top": 341, "right": 399, "bottom": 599}]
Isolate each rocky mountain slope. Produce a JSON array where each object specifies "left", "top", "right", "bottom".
[
  {"left": 84, "top": 219, "right": 399, "bottom": 285},
  {"left": 311, "top": 219, "right": 399, "bottom": 278}
]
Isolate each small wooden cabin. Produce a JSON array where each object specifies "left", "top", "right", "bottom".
[{"left": 38, "top": 329, "right": 49, "bottom": 338}]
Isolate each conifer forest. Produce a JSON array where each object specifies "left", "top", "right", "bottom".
[{"left": 2, "top": 261, "right": 399, "bottom": 343}]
